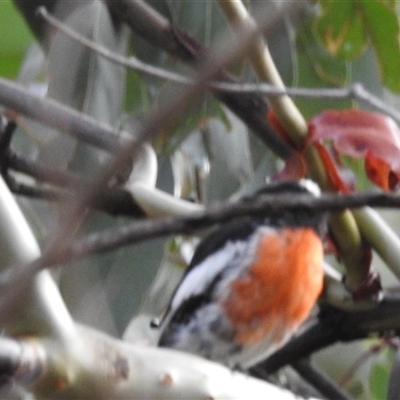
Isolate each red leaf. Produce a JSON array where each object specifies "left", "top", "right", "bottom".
[
  {"left": 309, "top": 109, "right": 400, "bottom": 190},
  {"left": 365, "top": 152, "right": 399, "bottom": 191}
]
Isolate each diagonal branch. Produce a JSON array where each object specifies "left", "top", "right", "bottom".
[
  {"left": 2, "top": 190, "right": 400, "bottom": 269},
  {"left": 0, "top": 78, "right": 122, "bottom": 152},
  {"left": 253, "top": 294, "right": 400, "bottom": 375},
  {"left": 292, "top": 359, "right": 352, "bottom": 400},
  {"left": 6, "top": 151, "right": 145, "bottom": 217},
  {"left": 57, "top": 191, "right": 400, "bottom": 264}
]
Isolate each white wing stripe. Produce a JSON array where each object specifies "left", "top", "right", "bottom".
[{"left": 171, "top": 240, "right": 249, "bottom": 310}]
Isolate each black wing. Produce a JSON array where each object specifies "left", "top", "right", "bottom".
[{"left": 188, "top": 216, "right": 257, "bottom": 272}]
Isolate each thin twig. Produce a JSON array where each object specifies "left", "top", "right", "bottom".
[
  {"left": 3, "top": 189, "right": 400, "bottom": 289},
  {"left": 37, "top": 7, "right": 192, "bottom": 87},
  {"left": 337, "top": 340, "right": 385, "bottom": 388},
  {"left": 6, "top": 177, "right": 62, "bottom": 201},
  {"left": 8, "top": 151, "right": 84, "bottom": 187},
  {"left": 292, "top": 359, "right": 352, "bottom": 400},
  {"left": 37, "top": 7, "right": 400, "bottom": 126},
  {"left": 6, "top": 152, "right": 146, "bottom": 217},
  {"left": 7, "top": 150, "right": 199, "bottom": 217},
  {"left": 0, "top": 77, "right": 123, "bottom": 152},
  {"left": 21, "top": 190, "right": 400, "bottom": 266},
  {"left": 251, "top": 321, "right": 339, "bottom": 377},
  {"left": 37, "top": 6, "right": 298, "bottom": 95},
  {"left": 216, "top": 83, "right": 400, "bottom": 126}
]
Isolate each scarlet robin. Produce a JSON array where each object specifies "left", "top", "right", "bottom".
[{"left": 157, "top": 180, "right": 327, "bottom": 368}]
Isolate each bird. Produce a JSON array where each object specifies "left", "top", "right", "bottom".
[{"left": 157, "top": 179, "right": 327, "bottom": 368}]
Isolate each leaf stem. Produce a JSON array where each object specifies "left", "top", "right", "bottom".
[{"left": 353, "top": 207, "right": 400, "bottom": 281}]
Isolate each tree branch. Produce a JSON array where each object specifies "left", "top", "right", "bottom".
[
  {"left": 252, "top": 295, "right": 400, "bottom": 375},
  {"left": 21, "top": 190, "right": 400, "bottom": 266},
  {"left": 5, "top": 324, "right": 313, "bottom": 400},
  {"left": 0, "top": 336, "right": 45, "bottom": 388},
  {"left": 6, "top": 151, "right": 146, "bottom": 217},
  {"left": 0, "top": 77, "right": 122, "bottom": 152},
  {"left": 292, "top": 359, "right": 352, "bottom": 400}
]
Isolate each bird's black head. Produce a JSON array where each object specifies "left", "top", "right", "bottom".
[
  {"left": 255, "top": 179, "right": 321, "bottom": 197},
  {"left": 250, "top": 179, "right": 327, "bottom": 237}
]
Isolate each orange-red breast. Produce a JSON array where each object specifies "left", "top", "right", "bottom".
[{"left": 157, "top": 180, "right": 327, "bottom": 368}]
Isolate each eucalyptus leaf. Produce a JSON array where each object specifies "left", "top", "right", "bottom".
[
  {"left": 294, "top": 19, "right": 351, "bottom": 118},
  {"left": 46, "top": 0, "right": 127, "bottom": 175},
  {"left": 167, "top": 0, "right": 225, "bottom": 42},
  {"left": 0, "top": 1, "right": 34, "bottom": 78},
  {"left": 315, "top": 0, "right": 400, "bottom": 93},
  {"left": 360, "top": 0, "right": 400, "bottom": 93},
  {"left": 205, "top": 108, "right": 254, "bottom": 201},
  {"left": 370, "top": 362, "right": 389, "bottom": 400},
  {"left": 42, "top": 1, "right": 133, "bottom": 333},
  {"left": 314, "top": 0, "right": 367, "bottom": 60}
]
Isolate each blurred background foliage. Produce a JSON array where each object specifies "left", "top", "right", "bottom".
[
  {"left": 2, "top": 0, "right": 400, "bottom": 398},
  {"left": 0, "top": 0, "right": 34, "bottom": 78}
]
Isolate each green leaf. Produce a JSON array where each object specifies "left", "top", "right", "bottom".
[
  {"left": 315, "top": 0, "right": 400, "bottom": 93},
  {"left": 370, "top": 362, "right": 390, "bottom": 400},
  {"left": 0, "top": 54, "right": 26, "bottom": 79},
  {"left": 314, "top": 0, "right": 367, "bottom": 60},
  {"left": 359, "top": 0, "right": 400, "bottom": 93},
  {"left": 294, "top": 20, "right": 351, "bottom": 118},
  {"left": 297, "top": 21, "right": 349, "bottom": 87},
  {"left": 44, "top": 1, "right": 127, "bottom": 174},
  {"left": 0, "top": 0, "right": 34, "bottom": 78},
  {"left": 348, "top": 380, "right": 365, "bottom": 399}
]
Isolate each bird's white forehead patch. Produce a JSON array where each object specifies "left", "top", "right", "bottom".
[{"left": 299, "top": 179, "right": 321, "bottom": 197}]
